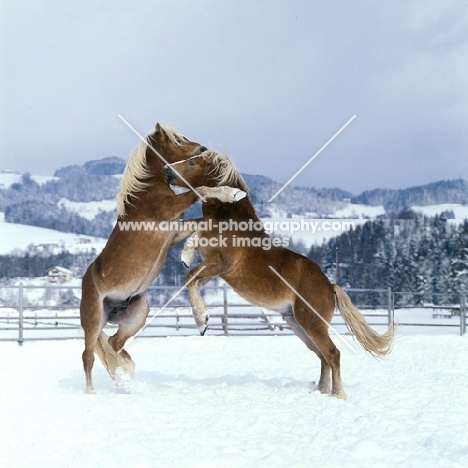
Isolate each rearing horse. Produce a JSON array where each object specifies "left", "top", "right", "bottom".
[
  {"left": 80, "top": 125, "right": 245, "bottom": 393},
  {"left": 164, "top": 151, "right": 394, "bottom": 399}
]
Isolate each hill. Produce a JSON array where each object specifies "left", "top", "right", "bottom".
[{"left": 1, "top": 158, "right": 468, "bottom": 244}]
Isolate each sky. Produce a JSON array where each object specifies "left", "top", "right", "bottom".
[{"left": 1, "top": 0, "right": 467, "bottom": 194}]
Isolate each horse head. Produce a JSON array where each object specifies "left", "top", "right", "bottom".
[
  {"left": 164, "top": 151, "right": 238, "bottom": 188},
  {"left": 147, "top": 123, "right": 208, "bottom": 164}
]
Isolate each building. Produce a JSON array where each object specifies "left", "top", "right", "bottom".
[{"left": 46, "top": 266, "right": 73, "bottom": 283}]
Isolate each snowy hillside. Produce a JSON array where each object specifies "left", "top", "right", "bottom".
[
  {"left": 0, "top": 171, "right": 58, "bottom": 189},
  {"left": 1, "top": 335, "right": 467, "bottom": 467},
  {"left": 330, "top": 203, "right": 385, "bottom": 218},
  {"left": 0, "top": 212, "right": 106, "bottom": 255},
  {"left": 1, "top": 159, "right": 468, "bottom": 257},
  {"left": 58, "top": 198, "right": 116, "bottom": 220},
  {"left": 411, "top": 203, "right": 468, "bottom": 219}
]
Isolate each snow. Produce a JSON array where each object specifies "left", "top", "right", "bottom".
[
  {"left": 0, "top": 171, "right": 58, "bottom": 188},
  {"left": 0, "top": 212, "right": 106, "bottom": 255},
  {"left": 0, "top": 172, "right": 23, "bottom": 189},
  {"left": 261, "top": 216, "right": 368, "bottom": 247},
  {"left": 1, "top": 334, "right": 467, "bottom": 467},
  {"left": 330, "top": 203, "right": 386, "bottom": 219},
  {"left": 411, "top": 203, "right": 468, "bottom": 219},
  {"left": 58, "top": 198, "right": 116, "bottom": 219}
]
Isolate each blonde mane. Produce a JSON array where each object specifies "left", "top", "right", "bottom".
[
  {"left": 116, "top": 126, "right": 188, "bottom": 217},
  {"left": 203, "top": 151, "right": 241, "bottom": 186}
]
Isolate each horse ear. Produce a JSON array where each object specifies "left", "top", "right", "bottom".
[{"left": 155, "top": 123, "right": 163, "bottom": 133}]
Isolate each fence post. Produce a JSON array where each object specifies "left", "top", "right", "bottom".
[
  {"left": 387, "top": 287, "right": 394, "bottom": 329},
  {"left": 18, "top": 282, "right": 24, "bottom": 346},
  {"left": 460, "top": 293, "right": 466, "bottom": 336},
  {"left": 223, "top": 283, "right": 229, "bottom": 336}
]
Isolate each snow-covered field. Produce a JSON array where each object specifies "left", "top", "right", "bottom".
[
  {"left": 411, "top": 203, "right": 468, "bottom": 219},
  {"left": 330, "top": 203, "right": 385, "bottom": 219},
  {"left": 0, "top": 213, "right": 106, "bottom": 255},
  {"left": 1, "top": 334, "right": 467, "bottom": 468}
]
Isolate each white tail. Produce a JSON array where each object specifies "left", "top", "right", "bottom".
[
  {"left": 95, "top": 331, "right": 135, "bottom": 379},
  {"left": 334, "top": 285, "right": 394, "bottom": 357}
]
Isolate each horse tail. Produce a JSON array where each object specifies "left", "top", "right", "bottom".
[{"left": 333, "top": 285, "right": 394, "bottom": 357}]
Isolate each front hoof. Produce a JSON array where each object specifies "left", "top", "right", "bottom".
[
  {"left": 230, "top": 189, "right": 246, "bottom": 202},
  {"left": 195, "top": 312, "right": 209, "bottom": 335},
  {"left": 180, "top": 251, "right": 192, "bottom": 268}
]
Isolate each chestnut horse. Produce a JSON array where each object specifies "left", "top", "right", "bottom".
[
  {"left": 164, "top": 151, "right": 394, "bottom": 399},
  {"left": 80, "top": 125, "right": 245, "bottom": 393}
]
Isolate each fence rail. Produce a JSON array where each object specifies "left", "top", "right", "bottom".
[{"left": 0, "top": 283, "right": 466, "bottom": 345}]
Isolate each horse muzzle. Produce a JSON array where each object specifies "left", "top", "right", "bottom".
[{"left": 163, "top": 166, "right": 175, "bottom": 183}]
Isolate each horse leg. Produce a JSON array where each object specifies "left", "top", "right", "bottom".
[
  {"left": 185, "top": 257, "right": 223, "bottom": 335},
  {"left": 106, "top": 295, "right": 150, "bottom": 378},
  {"left": 198, "top": 186, "right": 246, "bottom": 203},
  {"left": 160, "top": 188, "right": 244, "bottom": 221},
  {"left": 292, "top": 302, "right": 346, "bottom": 399},
  {"left": 283, "top": 314, "right": 331, "bottom": 394},
  {"left": 80, "top": 273, "right": 105, "bottom": 394}
]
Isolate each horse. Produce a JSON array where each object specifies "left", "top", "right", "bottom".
[
  {"left": 164, "top": 151, "right": 394, "bottom": 399},
  {"left": 80, "top": 125, "right": 245, "bottom": 393}
]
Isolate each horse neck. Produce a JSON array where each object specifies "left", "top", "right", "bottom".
[{"left": 203, "top": 176, "right": 260, "bottom": 222}]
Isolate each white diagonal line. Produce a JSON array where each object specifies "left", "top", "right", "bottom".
[
  {"left": 117, "top": 114, "right": 206, "bottom": 202},
  {"left": 119, "top": 266, "right": 206, "bottom": 352},
  {"left": 268, "top": 115, "right": 356, "bottom": 202},
  {"left": 268, "top": 266, "right": 358, "bottom": 353}
]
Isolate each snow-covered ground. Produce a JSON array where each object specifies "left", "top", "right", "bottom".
[
  {"left": 0, "top": 213, "right": 106, "bottom": 255},
  {"left": 1, "top": 334, "right": 467, "bottom": 468},
  {"left": 411, "top": 203, "right": 468, "bottom": 219},
  {"left": 330, "top": 203, "right": 385, "bottom": 219}
]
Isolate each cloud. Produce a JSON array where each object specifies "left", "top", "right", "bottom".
[{"left": 1, "top": 0, "right": 467, "bottom": 193}]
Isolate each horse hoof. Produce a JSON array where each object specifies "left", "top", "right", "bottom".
[
  {"left": 231, "top": 189, "right": 246, "bottom": 202},
  {"left": 196, "top": 315, "right": 209, "bottom": 335},
  {"left": 331, "top": 391, "right": 348, "bottom": 400},
  {"left": 180, "top": 251, "right": 191, "bottom": 268}
]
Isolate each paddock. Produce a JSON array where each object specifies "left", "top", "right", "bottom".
[{"left": 1, "top": 334, "right": 467, "bottom": 467}]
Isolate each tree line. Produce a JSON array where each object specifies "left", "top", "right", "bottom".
[{"left": 307, "top": 212, "right": 468, "bottom": 305}]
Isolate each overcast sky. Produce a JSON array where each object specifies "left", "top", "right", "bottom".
[{"left": 1, "top": 0, "right": 467, "bottom": 194}]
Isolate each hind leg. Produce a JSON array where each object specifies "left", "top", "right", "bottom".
[
  {"left": 82, "top": 322, "right": 102, "bottom": 394},
  {"left": 284, "top": 315, "right": 331, "bottom": 394},
  {"left": 80, "top": 275, "right": 105, "bottom": 393},
  {"left": 293, "top": 302, "right": 346, "bottom": 399},
  {"left": 107, "top": 295, "right": 150, "bottom": 376},
  {"left": 186, "top": 256, "right": 224, "bottom": 334}
]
